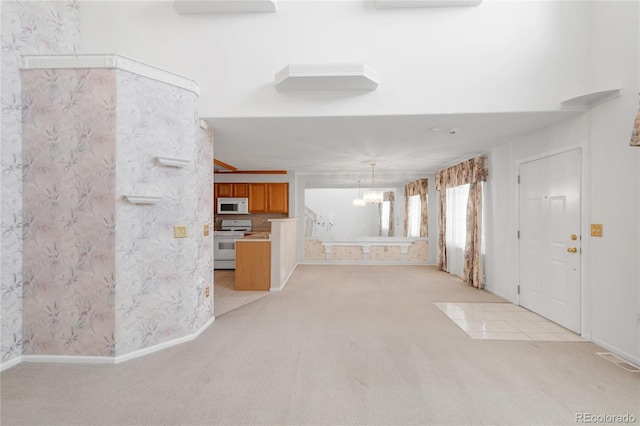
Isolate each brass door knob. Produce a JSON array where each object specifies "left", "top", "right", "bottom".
[{"left": 567, "top": 247, "right": 578, "bottom": 253}]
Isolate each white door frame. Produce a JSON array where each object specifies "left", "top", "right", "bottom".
[{"left": 516, "top": 144, "right": 590, "bottom": 338}]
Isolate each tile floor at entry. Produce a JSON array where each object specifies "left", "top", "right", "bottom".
[
  {"left": 435, "top": 302, "right": 585, "bottom": 341},
  {"left": 214, "top": 270, "right": 270, "bottom": 316}
]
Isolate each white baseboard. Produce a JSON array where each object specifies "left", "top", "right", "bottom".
[
  {"left": 115, "top": 316, "right": 215, "bottom": 364},
  {"left": 591, "top": 337, "right": 640, "bottom": 368},
  {"left": 299, "top": 261, "right": 430, "bottom": 266},
  {"left": 2, "top": 316, "right": 216, "bottom": 370},
  {"left": 0, "top": 356, "right": 23, "bottom": 372},
  {"left": 22, "top": 355, "right": 114, "bottom": 365},
  {"left": 270, "top": 264, "right": 297, "bottom": 292}
]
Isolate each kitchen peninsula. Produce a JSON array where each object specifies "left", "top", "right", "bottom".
[
  {"left": 235, "top": 234, "right": 271, "bottom": 291},
  {"left": 234, "top": 218, "right": 298, "bottom": 292}
]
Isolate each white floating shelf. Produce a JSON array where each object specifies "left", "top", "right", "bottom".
[
  {"left": 124, "top": 195, "right": 162, "bottom": 204},
  {"left": 376, "top": 0, "right": 482, "bottom": 8},
  {"left": 173, "top": 0, "right": 277, "bottom": 14},
  {"left": 155, "top": 156, "right": 190, "bottom": 168},
  {"left": 561, "top": 89, "right": 622, "bottom": 109},
  {"left": 274, "top": 63, "right": 379, "bottom": 91}
]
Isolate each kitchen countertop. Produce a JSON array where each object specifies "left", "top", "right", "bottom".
[{"left": 242, "top": 232, "right": 271, "bottom": 240}]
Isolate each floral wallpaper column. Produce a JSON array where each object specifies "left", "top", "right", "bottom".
[
  {"left": 21, "top": 68, "right": 118, "bottom": 356},
  {"left": 115, "top": 70, "right": 213, "bottom": 356},
  {"left": 631, "top": 96, "right": 640, "bottom": 146},
  {"left": 1, "top": 0, "right": 79, "bottom": 365}
]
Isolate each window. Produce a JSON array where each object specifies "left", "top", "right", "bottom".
[
  {"left": 407, "top": 195, "right": 421, "bottom": 237},
  {"left": 380, "top": 200, "right": 391, "bottom": 236},
  {"left": 445, "top": 183, "right": 469, "bottom": 277}
]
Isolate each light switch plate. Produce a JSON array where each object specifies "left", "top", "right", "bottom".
[
  {"left": 205, "top": 286, "right": 210, "bottom": 298},
  {"left": 591, "top": 224, "right": 603, "bottom": 237},
  {"left": 204, "top": 224, "right": 210, "bottom": 236},
  {"left": 174, "top": 225, "right": 188, "bottom": 238}
]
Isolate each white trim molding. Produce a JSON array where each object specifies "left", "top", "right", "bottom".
[
  {"left": 0, "top": 356, "right": 23, "bottom": 372},
  {"left": 115, "top": 317, "right": 215, "bottom": 364},
  {"left": 270, "top": 264, "right": 297, "bottom": 292},
  {"left": 22, "top": 355, "right": 114, "bottom": 365},
  {"left": 560, "top": 89, "right": 622, "bottom": 110},
  {"left": 3, "top": 317, "right": 215, "bottom": 370},
  {"left": 19, "top": 54, "right": 200, "bottom": 96}
]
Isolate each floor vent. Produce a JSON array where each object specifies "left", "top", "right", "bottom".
[{"left": 597, "top": 353, "right": 640, "bottom": 372}]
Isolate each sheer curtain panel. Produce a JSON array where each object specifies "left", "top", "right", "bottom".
[{"left": 435, "top": 157, "right": 488, "bottom": 288}]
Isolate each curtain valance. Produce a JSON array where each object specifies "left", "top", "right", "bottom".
[
  {"left": 404, "top": 178, "right": 428, "bottom": 197},
  {"left": 384, "top": 191, "right": 395, "bottom": 202},
  {"left": 435, "top": 156, "right": 488, "bottom": 191}
]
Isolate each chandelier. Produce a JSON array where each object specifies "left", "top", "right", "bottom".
[
  {"left": 353, "top": 179, "right": 366, "bottom": 207},
  {"left": 363, "top": 162, "right": 383, "bottom": 204}
]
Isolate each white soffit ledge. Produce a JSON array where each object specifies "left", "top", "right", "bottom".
[
  {"left": 19, "top": 54, "right": 200, "bottom": 96},
  {"left": 560, "top": 89, "right": 622, "bottom": 109},
  {"left": 173, "top": 0, "right": 277, "bottom": 14},
  {"left": 376, "top": 0, "right": 483, "bottom": 9},
  {"left": 274, "top": 64, "right": 379, "bottom": 91}
]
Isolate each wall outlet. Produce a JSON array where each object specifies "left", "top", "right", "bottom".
[{"left": 174, "top": 225, "right": 188, "bottom": 238}]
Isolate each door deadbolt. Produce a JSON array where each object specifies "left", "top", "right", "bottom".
[{"left": 570, "top": 234, "right": 578, "bottom": 241}]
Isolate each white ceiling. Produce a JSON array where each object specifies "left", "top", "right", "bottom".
[{"left": 207, "top": 110, "right": 581, "bottom": 188}]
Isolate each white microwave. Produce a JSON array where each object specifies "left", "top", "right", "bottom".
[{"left": 217, "top": 197, "right": 249, "bottom": 215}]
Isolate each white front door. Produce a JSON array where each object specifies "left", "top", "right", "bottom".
[{"left": 519, "top": 149, "right": 581, "bottom": 332}]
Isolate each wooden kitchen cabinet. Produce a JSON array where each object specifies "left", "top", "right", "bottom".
[
  {"left": 248, "top": 183, "right": 288, "bottom": 214},
  {"left": 233, "top": 183, "right": 249, "bottom": 197},
  {"left": 267, "top": 183, "right": 288, "bottom": 213},
  {"left": 248, "top": 183, "right": 268, "bottom": 213},
  {"left": 216, "top": 183, "right": 233, "bottom": 198},
  {"left": 216, "top": 181, "right": 289, "bottom": 214},
  {"left": 235, "top": 240, "right": 271, "bottom": 291},
  {"left": 215, "top": 183, "right": 248, "bottom": 198}
]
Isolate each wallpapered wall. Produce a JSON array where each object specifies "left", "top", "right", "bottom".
[
  {"left": 115, "top": 70, "right": 213, "bottom": 356},
  {"left": 2, "top": 1, "right": 213, "bottom": 362},
  {"left": 1, "top": 0, "right": 80, "bottom": 364},
  {"left": 21, "top": 68, "right": 118, "bottom": 356},
  {"left": 19, "top": 66, "right": 213, "bottom": 358}
]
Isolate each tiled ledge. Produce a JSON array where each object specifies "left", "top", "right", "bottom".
[{"left": 305, "top": 237, "right": 428, "bottom": 264}]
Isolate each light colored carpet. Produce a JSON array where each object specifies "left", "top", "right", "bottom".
[{"left": 1, "top": 265, "right": 639, "bottom": 425}]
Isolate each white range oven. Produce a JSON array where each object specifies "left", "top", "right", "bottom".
[{"left": 213, "top": 219, "right": 252, "bottom": 270}]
